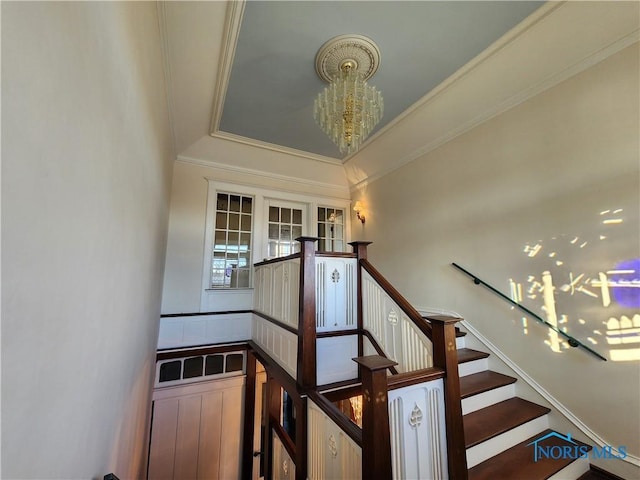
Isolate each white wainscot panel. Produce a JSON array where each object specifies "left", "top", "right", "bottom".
[
  {"left": 272, "top": 431, "right": 295, "bottom": 480},
  {"left": 254, "top": 259, "right": 300, "bottom": 329},
  {"left": 307, "top": 399, "right": 362, "bottom": 480},
  {"left": 201, "top": 288, "right": 254, "bottom": 311},
  {"left": 387, "top": 379, "right": 448, "bottom": 480},
  {"left": 362, "top": 271, "right": 432, "bottom": 373},
  {"left": 316, "top": 258, "right": 357, "bottom": 332},
  {"left": 316, "top": 335, "right": 358, "bottom": 386},
  {"left": 251, "top": 314, "right": 297, "bottom": 378},
  {"left": 158, "top": 312, "right": 252, "bottom": 349}
]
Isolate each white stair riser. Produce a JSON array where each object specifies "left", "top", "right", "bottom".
[
  {"left": 456, "top": 336, "right": 465, "bottom": 349},
  {"left": 458, "top": 358, "right": 488, "bottom": 377},
  {"left": 466, "top": 415, "right": 550, "bottom": 468},
  {"left": 547, "top": 456, "right": 590, "bottom": 479},
  {"left": 462, "top": 384, "right": 515, "bottom": 415}
]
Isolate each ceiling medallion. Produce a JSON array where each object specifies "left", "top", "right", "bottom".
[
  {"left": 313, "top": 34, "right": 384, "bottom": 155},
  {"left": 315, "top": 34, "right": 381, "bottom": 83}
]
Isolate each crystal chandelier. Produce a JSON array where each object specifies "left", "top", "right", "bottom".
[{"left": 313, "top": 35, "right": 384, "bottom": 155}]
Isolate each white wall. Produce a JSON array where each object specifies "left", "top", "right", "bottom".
[
  {"left": 354, "top": 42, "right": 640, "bottom": 470},
  {"left": 161, "top": 156, "right": 350, "bottom": 314},
  {"left": 2, "top": 2, "right": 173, "bottom": 479}
]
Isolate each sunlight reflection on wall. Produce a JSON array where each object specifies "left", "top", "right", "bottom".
[{"left": 509, "top": 207, "right": 640, "bottom": 362}]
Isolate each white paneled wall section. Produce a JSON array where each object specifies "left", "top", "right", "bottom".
[
  {"left": 362, "top": 270, "right": 433, "bottom": 372},
  {"left": 253, "top": 258, "right": 300, "bottom": 329},
  {"left": 315, "top": 257, "right": 357, "bottom": 332},
  {"left": 251, "top": 314, "right": 298, "bottom": 378},
  {"left": 158, "top": 312, "right": 252, "bottom": 349},
  {"left": 272, "top": 432, "right": 296, "bottom": 480},
  {"left": 388, "top": 379, "right": 448, "bottom": 480},
  {"left": 307, "top": 399, "right": 362, "bottom": 480}
]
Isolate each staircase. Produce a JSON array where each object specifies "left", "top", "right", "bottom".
[{"left": 454, "top": 332, "right": 592, "bottom": 479}]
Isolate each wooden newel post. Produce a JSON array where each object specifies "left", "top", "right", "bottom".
[
  {"left": 241, "top": 351, "right": 257, "bottom": 479},
  {"left": 296, "top": 236, "right": 318, "bottom": 390},
  {"left": 349, "top": 240, "right": 372, "bottom": 261},
  {"left": 352, "top": 355, "right": 397, "bottom": 480},
  {"left": 429, "top": 315, "right": 468, "bottom": 480}
]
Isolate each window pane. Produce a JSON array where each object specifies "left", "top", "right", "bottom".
[
  {"left": 229, "top": 195, "right": 241, "bottom": 212},
  {"left": 242, "top": 197, "right": 253, "bottom": 214},
  {"left": 268, "top": 223, "right": 278, "bottom": 240},
  {"left": 211, "top": 193, "right": 253, "bottom": 288},
  {"left": 240, "top": 232, "right": 251, "bottom": 247},
  {"left": 239, "top": 252, "right": 251, "bottom": 267},
  {"left": 216, "top": 194, "right": 228, "bottom": 211},
  {"left": 226, "top": 354, "right": 244, "bottom": 372},
  {"left": 214, "top": 230, "right": 226, "bottom": 249},
  {"left": 183, "top": 357, "right": 204, "bottom": 379},
  {"left": 229, "top": 213, "right": 240, "bottom": 230},
  {"left": 215, "top": 212, "right": 227, "bottom": 229},
  {"left": 280, "top": 225, "right": 291, "bottom": 241},
  {"left": 317, "top": 207, "right": 345, "bottom": 253},
  {"left": 293, "top": 209, "right": 302, "bottom": 224},
  {"left": 211, "top": 269, "right": 225, "bottom": 287},
  {"left": 292, "top": 225, "right": 302, "bottom": 239},
  {"left": 241, "top": 214, "right": 251, "bottom": 232},
  {"left": 159, "top": 361, "right": 181, "bottom": 382},
  {"left": 269, "top": 206, "right": 279, "bottom": 222},
  {"left": 205, "top": 355, "right": 224, "bottom": 375},
  {"left": 268, "top": 241, "right": 277, "bottom": 258},
  {"left": 281, "top": 208, "right": 291, "bottom": 223},
  {"left": 236, "top": 269, "right": 250, "bottom": 288}
]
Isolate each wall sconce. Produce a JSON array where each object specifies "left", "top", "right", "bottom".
[{"left": 353, "top": 201, "right": 365, "bottom": 224}]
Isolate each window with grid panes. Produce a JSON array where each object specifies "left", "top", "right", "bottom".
[
  {"left": 267, "top": 205, "right": 303, "bottom": 258},
  {"left": 317, "top": 207, "right": 345, "bottom": 252},
  {"left": 211, "top": 193, "right": 253, "bottom": 288}
]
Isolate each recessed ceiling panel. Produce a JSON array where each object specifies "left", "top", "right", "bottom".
[{"left": 219, "top": 1, "right": 544, "bottom": 160}]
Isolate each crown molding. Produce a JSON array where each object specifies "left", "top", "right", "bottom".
[
  {"left": 206, "top": 1, "right": 345, "bottom": 167},
  {"left": 176, "top": 154, "right": 350, "bottom": 199},
  {"left": 210, "top": 130, "right": 343, "bottom": 166},
  {"left": 346, "top": 1, "right": 640, "bottom": 190},
  {"left": 209, "top": 0, "right": 246, "bottom": 135}
]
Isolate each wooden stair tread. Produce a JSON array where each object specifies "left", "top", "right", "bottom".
[
  {"left": 457, "top": 348, "right": 490, "bottom": 364},
  {"left": 469, "top": 428, "right": 591, "bottom": 480},
  {"left": 460, "top": 370, "right": 517, "bottom": 398},
  {"left": 578, "top": 465, "right": 625, "bottom": 480},
  {"left": 464, "top": 397, "right": 551, "bottom": 448}
]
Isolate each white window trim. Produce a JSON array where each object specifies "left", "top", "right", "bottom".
[{"left": 201, "top": 179, "right": 352, "bottom": 312}]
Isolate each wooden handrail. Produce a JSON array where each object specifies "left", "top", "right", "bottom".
[
  {"left": 253, "top": 310, "right": 299, "bottom": 335},
  {"left": 387, "top": 366, "right": 445, "bottom": 391},
  {"left": 307, "top": 390, "right": 363, "bottom": 447},
  {"left": 360, "top": 259, "right": 433, "bottom": 339},
  {"left": 253, "top": 252, "right": 301, "bottom": 267},
  {"left": 315, "top": 252, "right": 358, "bottom": 259}
]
